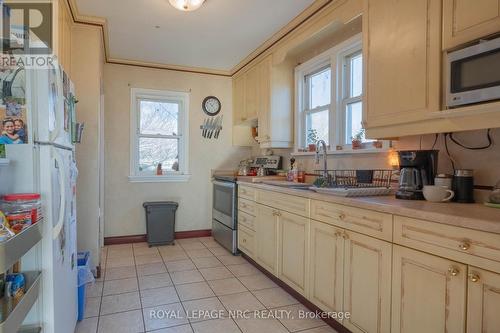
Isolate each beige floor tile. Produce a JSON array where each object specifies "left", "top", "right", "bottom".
[
  {"left": 143, "top": 303, "right": 188, "bottom": 331},
  {"left": 75, "top": 317, "right": 98, "bottom": 333},
  {"left": 234, "top": 315, "right": 288, "bottom": 333},
  {"left": 186, "top": 249, "right": 214, "bottom": 258},
  {"left": 135, "top": 253, "right": 163, "bottom": 265},
  {"left": 149, "top": 324, "right": 194, "bottom": 333},
  {"left": 159, "top": 246, "right": 186, "bottom": 254},
  {"left": 105, "top": 266, "right": 137, "bottom": 281},
  {"left": 299, "top": 326, "right": 339, "bottom": 333},
  {"left": 182, "top": 297, "right": 228, "bottom": 323},
  {"left": 139, "top": 272, "right": 173, "bottom": 290},
  {"left": 208, "top": 247, "right": 232, "bottom": 256},
  {"left": 217, "top": 255, "right": 247, "bottom": 266},
  {"left": 161, "top": 251, "right": 190, "bottom": 262},
  {"left": 197, "top": 237, "right": 214, "bottom": 243},
  {"left": 238, "top": 274, "right": 277, "bottom": 291},
  {"left": 252, "top": 287, "right": 299, "bottom": 309},
  {"left": 226, "top": 263, "right": 261, "bottom": 277},
  {"left": 177, "top": 238, "right": 202, "bottom": 244},
  {"left": 191, "top": 256, "right": 223, "bottom": 269},
  {"left": 103, "top": 277, "right": 138, "bottom": 296},
  {"left": 98, "top": 309, "right": 144, "bottom": 333},
  {"left": 171, "top": 270, "right": 204, "bottom": 285},
  {"left": 180, "top": 242, "right": 206, "bottom": 250},
  {"left": 132, "top": 242, "right": 149, "bottom": 248},
  {"left": 207, "top": 277, "right": 247, "bottom": 296},
  {"left": 137, "top": 262, "right": 167, "bottom": 276},
  {"left": 276, "top": 304, "right": 326, "bottom": 332},
  {"left": 175, "top": 281, "right": 215, "bottom": 301},
  {"left": 86, "top": 281, "right": 103, "bottom": 298},
  {"left": 166, "top": 259, "right": 196, "bottom": 272},
  {"left": 191, "top": 318, "right": 241, "bottom": 333},
  {"left": 133, "top": 246, "right": 160, "bottom": 256},
  {"left": 201, "top": 241, "right": 223, "bottom": 249},
  {"left": 106, "top": 256, "right": 135, "bottom": 268},
  {"left": 83, "top": 297, "right": 100, "bottom": 318},
  {"left": 107, "top": 249, "right": 134, "bottom": 259},
  {"left": 100, "top": 291, "right": 141, "bottom": 315},
  {"left": 219, "top": 291, "right": 265, "bottom": 312},
  {"left": 198, "top": 266, "right": 233, "bottom": 281},
  {"left": 141, "top": 286, "right": 179, "bottom": 308}
]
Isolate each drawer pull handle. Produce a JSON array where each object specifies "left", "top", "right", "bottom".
[
  {"left": 334, "top": 231, "right": 342, "bottom": 238},
  {"left": 469, "top": 273, "right": 480, "bottom": 283},
  {"left": 342, "top": 232, "right": 349, "bottom": 240},
  {"left": 272, "top": 210, "right": 282, "bottom": 217},
  {"left": 458, "top": 242, "right": 470, "bottom": 251},
  {"left": 448, "top": 267, "right": 460, "bottom": 276},
  {"left": 242, "top": 239, "right": 247, "bottom": 243}
]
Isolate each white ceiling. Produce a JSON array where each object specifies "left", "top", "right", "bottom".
[{"left": 75, "top": 0, "right": 316, "bottom": 71}]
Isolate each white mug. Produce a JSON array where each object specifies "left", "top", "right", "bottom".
[{"left": 423, "top": 185, "right": 455, "bottom": 202}]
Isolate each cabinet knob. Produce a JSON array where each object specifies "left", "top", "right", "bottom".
[
  {"left": 448, "top": 266, "right": 460, "bottom": 276},
  {"left": 458, "top": 242, "right": 470, "bottom": 251},
  {"left": 342, "top": 232, "right": 349, "bottom": 240},
  {"left": 242, "top": 239, "right": 247, "bottom": 243},
  {"left": 334, "top": 231, "right": 342, "bottom": 238},
  {"left": 339, "top": 213, "right": 346, "bottom": 220},
  {"left": 469, "top": 273, "right": 480, "bottom": 283}
]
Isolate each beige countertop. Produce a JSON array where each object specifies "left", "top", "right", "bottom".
[{"left": 238, "top": 181, "right": 500, "bottom": 235}]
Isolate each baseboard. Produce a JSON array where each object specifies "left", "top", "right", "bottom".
[
  {"left": 104, "top": 229, "right": 212, "bottom": 245},
  {"left": 242, "top": 253, "right": 352, "bottom": 333}
]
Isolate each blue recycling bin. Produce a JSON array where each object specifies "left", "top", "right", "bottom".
[{"left": 77, "top": 251, "right": 93, "bottom": 321}]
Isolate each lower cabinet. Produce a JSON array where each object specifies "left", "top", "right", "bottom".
[
  {"left": 278, "top": 210, "right": 309, "bottom": 296},
  {"left": 238, "top": 225, "right": 255, "bottom": 259},
  {"left": 255, "top": 204, "right": 278, "bottom": 274},
  {"left": 467, "top": 267, "right": 500, "bottom": 333},
  {"left": 343, "top": 230, "right": 392, "bottom": 333},
  {"left": 391, "top": 245, "right": 467, "bottom": 333}
]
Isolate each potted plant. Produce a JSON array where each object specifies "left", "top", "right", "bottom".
[
  {"left": 351, "top": 128, "right": 365, "bottom": 149},
  {"left": 307, "top": 129, "right": 319, "bottom": 152},
  {"left": 372, "top": 140, "right": 383, "bottom": 149}
]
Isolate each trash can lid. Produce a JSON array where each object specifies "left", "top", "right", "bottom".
[{"left": 143, "top": 201, "right": 179, "bottom": 208}]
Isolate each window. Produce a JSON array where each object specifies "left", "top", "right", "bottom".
[
  {"left": 295, "top": 34, "right": 387, "bottom": 152},
  {"left": 129, "top": 88, "right": 190, "bottom": 182}
]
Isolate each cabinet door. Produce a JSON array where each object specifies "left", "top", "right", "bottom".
[
  {"left": 257, "top": 56, "right": 271, "bottom": 144},
  {"left": 233, "top": 75, "right": 246, "bottom": 124},
  {"left": 467, "top": 267, "right": 500, "bottom": 333},
  {"left": 309, "top": 220, "right": 344, "bottom": 314},
  {"left": 363, "top": 0, "right": 441, "bottom": 128},
  {"left": 392, "top": 245, "right": 467, "bottom": 333},
  {"left": 443, "top": 0, "right": 500, "bottom": 50},
  {"left": 278, "top": 211, "right": 309, "bottom": 295},
  {"left": 343, "top": 231, "right": 392, "bottom": 333},
  {"left": 244, "top": 65, "right": 259, "bottom": 121},
  {"left": 255, "top": 204, "right": 278, "bottom": 274}
]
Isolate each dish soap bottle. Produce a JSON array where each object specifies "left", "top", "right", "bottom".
[{"left": 287, "top": 158, "right": 296, "bottom": 182}]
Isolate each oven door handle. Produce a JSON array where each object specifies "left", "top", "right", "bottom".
[{"left": 212, "top": 180, "right": 236, "bottom": 188}]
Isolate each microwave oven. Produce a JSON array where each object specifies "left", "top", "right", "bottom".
[{"left": 446, "top": 36, "right": 500, "bottom": 107}]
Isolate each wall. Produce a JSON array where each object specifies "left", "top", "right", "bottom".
[
  {"left": 104, "top": 64, "right": 251, "bottom": 237},
  {"left": 72, "top": 24, "right": 104, "bottom": 269}
]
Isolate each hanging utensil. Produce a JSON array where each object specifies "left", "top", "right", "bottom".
[{"left": 215, "top": 115, "right": 223, "bottom": 138}]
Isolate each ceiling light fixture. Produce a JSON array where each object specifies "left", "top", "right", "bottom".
[{"left": 169, "top": 0, "right": 205, "bottom": 11}]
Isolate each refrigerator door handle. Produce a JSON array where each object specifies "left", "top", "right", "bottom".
[{"left": 52, "top": 150, "right": 66, "bottom": 239}]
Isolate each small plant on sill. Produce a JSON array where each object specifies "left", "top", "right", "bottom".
[
  {"left": 351, "top": 128, "right": 365, "bottom": 149},
  {"left": 307, "top": 129, "right": 319, "bottom": 152}
]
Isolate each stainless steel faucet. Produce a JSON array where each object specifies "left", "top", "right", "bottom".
[{"left": 315, "top": 140, "right": 328, "bottom": 178}]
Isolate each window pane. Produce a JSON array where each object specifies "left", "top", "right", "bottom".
[
  {"left": 308, "top": 68, "right": 331, "bottom": 109},
  {"left": 345, "top": 101, "right": 365, "bottom": 143},
  {"left": 350, "top": 53, "right": 362, "bottom": 98},
  {"left": 306, "top": 110, "right": 329, "bottom": 145},
  {"left": 140, "top": 100, "right": 179, "bottom": 135},
  {"left": 139, "top": 138, "right": 179, "bottom": 172}
]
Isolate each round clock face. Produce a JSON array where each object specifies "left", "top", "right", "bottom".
[{"left": 202, "top": 96, "right": 221, "bottom": 116}]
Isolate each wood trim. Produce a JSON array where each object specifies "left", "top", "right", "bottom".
[
  {"left": 242, "top": 253, "right": 353, "bottom": 333},
  {"left": 104, "top": 229, "right": 212, "bottom": 245}
]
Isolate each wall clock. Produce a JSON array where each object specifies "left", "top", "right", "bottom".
[{"left": 202, "top": 96, "right": 221, "bottom": 116}]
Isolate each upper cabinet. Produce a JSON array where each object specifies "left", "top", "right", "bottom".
[
  {"left": 363, "top": 0, "right": 442, "bottom": 128},
  {"left": 443, "top": 0, "right": 500, "bottom": 50},
  {"left": 56, "top": 0, "right": 73, "bottom": 75},
  {"left": 232, "top": 75, "right": 246, "bottom": 124}
]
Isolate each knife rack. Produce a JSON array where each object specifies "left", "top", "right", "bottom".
[{"left": 200, "top": 115, "right": 223, "bottom": 139}]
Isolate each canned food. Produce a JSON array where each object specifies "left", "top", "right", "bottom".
[{"left": 5, "top": 212, "right": 32, "bottom": 234}]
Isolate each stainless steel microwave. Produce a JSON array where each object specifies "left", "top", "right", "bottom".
[{"left": 446, "top": 36, "right": 500, "bottom": 107}]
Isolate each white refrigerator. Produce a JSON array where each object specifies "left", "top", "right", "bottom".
[{"left": 1, "top": 61, "right": 78, "bottom": 333}]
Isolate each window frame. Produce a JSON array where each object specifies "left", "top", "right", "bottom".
[{"left": 129, "top": 88, "right": 190, "bottom": 183}]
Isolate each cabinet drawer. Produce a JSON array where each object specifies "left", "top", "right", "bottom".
[
  {"left": 394, "top": 216, "right": 500, "bottom": 272},
  {"left": 311, "top": 200, "right": 393, "bottom": 241},
  {"left": 238, "top": 211, "right": 255, "bottom": 231},
  {"left": 238, "top": 225, "right": 255, "bottom": 257},
  {"left": 257, "top": 190, "right": 310, "bottom": 217},
  {"left": 239, "top": 185, "right": 256, "bottom": 201},
  {"left": 238, "top": 198, "right": 256, "bottom": 216}
]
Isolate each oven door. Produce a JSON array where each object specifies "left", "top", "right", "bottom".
[
  {"left": 447, "top": 37, "right": 500, "bottom": 107},
  {"left": 212, "top": 180, "right": 236, "bottom": 229}
]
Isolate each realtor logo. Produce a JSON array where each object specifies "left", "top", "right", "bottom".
[{"left": 1, "top": 1, "right": 52, "bottom": 55}]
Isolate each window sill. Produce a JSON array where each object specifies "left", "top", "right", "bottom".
[
  {"left": 291, "top": 148, "right": 392, "bottom": 157},
  {"left": 128, "top": 174, "right": 191, "bottom": 183}
]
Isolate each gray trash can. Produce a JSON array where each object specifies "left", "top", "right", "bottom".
[{"left": 143, "top": 201, "right": 179, "bottom": 247}]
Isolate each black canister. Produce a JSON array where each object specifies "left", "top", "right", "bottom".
[{"left": 453, "top": 169, "right": 474, "bottom": 203}]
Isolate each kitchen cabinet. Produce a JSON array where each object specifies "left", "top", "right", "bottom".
[
  {"left": 244, "top": 65, "right": 259, "bottom": 121},
  {"left": 363, "top": 0, "right": 442, "bottom": 129},
  {"left": 255, "top": 204, "right": 279, "bottom": 274},
  {"left": 391, "top": 245, "right": 467, "bottom": 333},
  {"left": 233, "top": 74, "right": 246, "bottom": 124},
  {"left": 443, "top": 0, "right": 500, "bottom": 50},
  {"left": 278, "top": 210, "right": 309, "bottom": 296},
  {"left": 309, "top": 220, "right": 344, "bottom": 314},
  {"left": 343, "top": 230, "right": 392, "bottom": 333},
  {"left": 238, "top": 225, "right": 255, "bottom": 259},
  {"left": 467, "top": 266, "right": 500, "bottom": 333}
]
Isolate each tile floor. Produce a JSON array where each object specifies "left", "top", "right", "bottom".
[{"left": 75, "top": 237, "right": 338, "bottom": 333}]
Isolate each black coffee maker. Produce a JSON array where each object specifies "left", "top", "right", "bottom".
[{"left": 396, "top": 150, "right": 438, "bottom": 200}]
